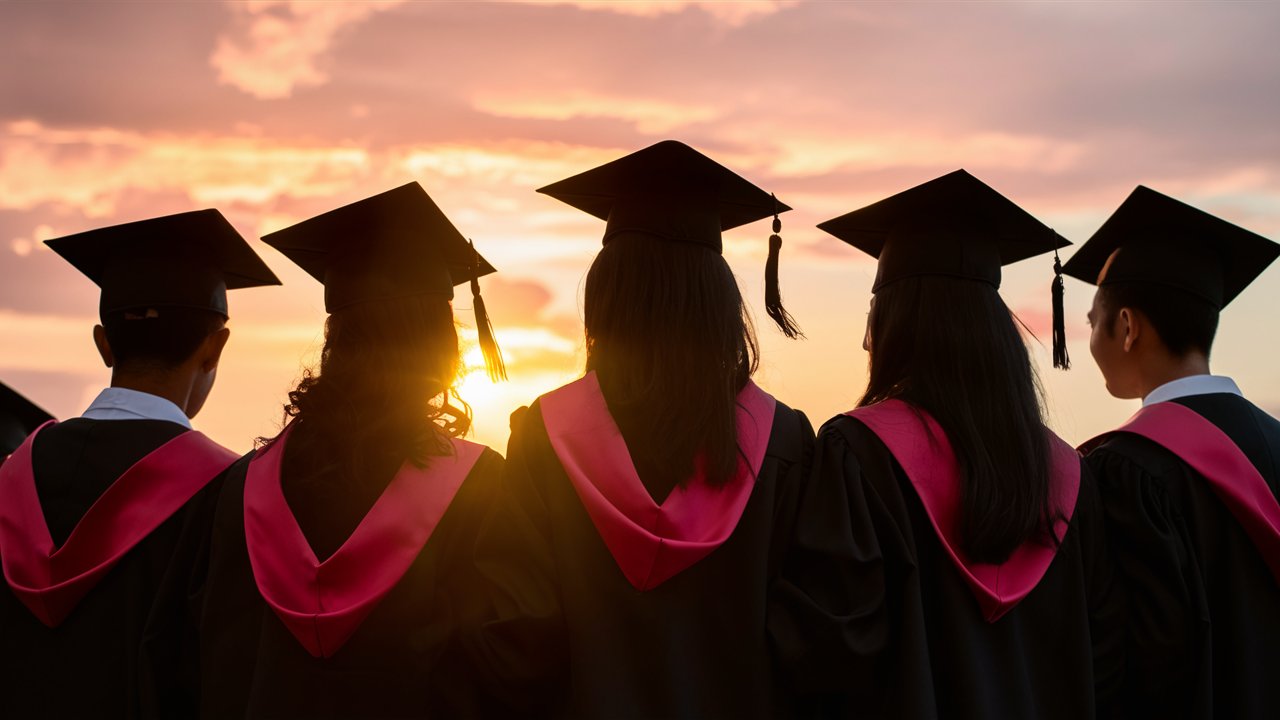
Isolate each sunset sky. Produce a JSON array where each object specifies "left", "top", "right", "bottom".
[{"left": 3, "top": 0, "right": 1279, "bottom": 452}]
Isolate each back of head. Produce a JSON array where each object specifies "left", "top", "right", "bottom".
[
  {"left": 584, "top": 233, "right": 757, "bottom": 491},
  {"left": 102, "top": 306, "right": 228, "bottom": 374},
  {"left": 1095, "top": 281, "right": 1220, "bottom": 358},
  {"left": 1063, "top": 185, "right": 1280, "bottom": 361},
  {"left": 263, "top": 182, "right": 506, "bottom": 474},
  {"left": 284, "top": 294, "right": 463, "bottom": 474},
  {"left": 861, "top": 276, "right": 1057, "bottom": 563}
]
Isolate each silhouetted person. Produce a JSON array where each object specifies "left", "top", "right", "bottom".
[
  {"left": 198, "top": 183, "right": 506, "bottom": 719},
  {"left": 0, "top": 381, "right": 53, "bottom": 457},
  {"left": 0, "top": 211, "right": 279, "bottom": 718},
  {"left": 1067, "top": 187, "right": 1280, "bottom": 720},
  {"left": 772, "top": 171, "right": 1125, "bottom": 719},
  {"left": 468, "top": 140, "right": 814, "bottom": 719}
]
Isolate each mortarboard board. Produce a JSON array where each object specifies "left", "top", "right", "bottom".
[
  {"left": 817, "top": 169, "right": 1070, "bottom": 291},
  {"left": 0, "top": 382, "right": 53, "bottom": 456},
  {"left": 818, "top": 169, "right": 1073, "bottom": 367},
  {"left": 537, "top": 140, "right": 803, "bottom": 338},
  {"left": 44, "top": 209, "right": 280, "bottom": 318},
  {"left": 262, "top": 182, "right": 506, "bottom": 380},
  {"left": 1061, "top": 185, "right": 1280, "bottom": 309}
]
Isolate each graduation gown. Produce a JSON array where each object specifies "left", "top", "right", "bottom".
[
  {"left": 469, "top": 373, "right": 815, "bottom": 720},
  {"left": 1084, "top": 393, "right": 1280, "bottom": 719},
  {"left": 198, "top": 423, "right": 504, "bottom": 719},
  {"left": 770, "top": 405, "right": 1125, "bottom": 719},
  {"left": 0, "top": 418, "right": 235, "bottom": 719}
]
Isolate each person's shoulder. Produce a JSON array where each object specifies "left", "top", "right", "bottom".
[
  {"left": 37, "top": 416, "right": 187, "bottom": 447},
  {"left": 507, "top": 397, "right": 549, "bottom": 441},
  {"left": 1086, "top": 431, "right": 1187, "bottom": 481},
  {"left": 221, "top": 447, "right": 256, "bottom": 479},
  {"left": 761, "top": 397, "right": 814, "bottom": 462},
  {"left": 815, "top": 411, "right": 882, "bottom": 448},
  {"left": 197, "top": 447, "right": 255, "bottom": 506},
  {"left": 1237, "top": 396, "right": 1280, "bottom": 437},
  {"left": 810, "top": 411, "right": 900, "bottom": 479},
  {"left": 471, "top": 444, "right": 506, "bottom": 473}
]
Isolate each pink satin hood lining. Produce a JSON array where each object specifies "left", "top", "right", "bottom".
[
  {"left": 243, "top": 425, "right": 485, "bottom": 658},
  {"left": 1083, "top": 401, "right": 1280, "bottom": 583},
  {"left": 847, "top": 400, "right": 1081, "bottom": 622},
  {"left": 540, "top": 372, "right": 777, "bottom": 591},
  {"left": 0, "top": 421, "right": 238, "bottom": 626}
]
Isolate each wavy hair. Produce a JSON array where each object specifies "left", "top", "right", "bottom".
[{"left": 278, "top": 294, "right": 467, "bottom": 478}]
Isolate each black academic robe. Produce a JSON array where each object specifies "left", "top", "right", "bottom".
[
  {"left": 0, "top": 418, "right": 228, "bottom": 719},
  {"left": 468, "top": 398, "right": 815, "bottom": 720},
  {"left": 769, "top": 415, "right": 1126, "bottom": 719},
  {"left": 197, "top": 430, "right": 505, "bottom": 720},
  {"left": 1086, "top": 393, "right": 1280, "bottom": 720}
]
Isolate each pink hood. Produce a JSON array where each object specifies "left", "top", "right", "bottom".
[{"left": 540, "top": 372, "right": 776, "bottom": 591}]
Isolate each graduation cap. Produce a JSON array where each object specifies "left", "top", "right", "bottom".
[
  {"left": 261, "top": 182, "right": 506, "bottom": 380},
  {"left": 0, "top": 382, "right": 53, "bottom": 457},
  {"left": 1061, "top": 185, "right": 1280, "bottom": 310},
  {"left": 818, "top": 169, "right": 1074, "bottom": 367},
  {"left": 44, "top": 209, "right": 281, "bottom": 318},
  {"left": 537, "top": 140, "right": 802, "bottom": 338}
]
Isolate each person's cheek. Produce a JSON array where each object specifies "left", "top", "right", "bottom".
[{"left": 1089, "top": 324, "right": 1116, "bottom": 390}]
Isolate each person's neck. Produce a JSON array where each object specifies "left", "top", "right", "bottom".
[
  {"left": 1138, "top": 353, "right": 1211, "bottom": 400},
  {"left": 108, "top": 372, "right": 193, "bottom": 417}
]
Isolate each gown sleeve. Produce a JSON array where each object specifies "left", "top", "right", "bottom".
[
  {"left": 1073, "top": 461, "right": 1128, "bottom": 717},
  {"left": 768, "top": 418, "right": 891, "bottom": 708},
  {"left": 137, "top": 467, "right": 234, "bottom": 719},
  {"left": 1088, "top": 445, "right": 1205, "bottom": 718},
  {"left": 467, "top": 402, "right": 569, "bottom": 712}
]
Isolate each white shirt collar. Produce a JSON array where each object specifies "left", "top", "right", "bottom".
[
  {"left": 1142, "top": 374, "right": 1243, "bottom": 407},
  {"left": 81, "top": 387, "right": 192, "bottom": 429}
]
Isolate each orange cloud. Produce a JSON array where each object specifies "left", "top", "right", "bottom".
[
  {"left": 398, "top": 141, "right": 623, "bottom": 191},
  {"left": 1, "top": 120, "right": 370, "bottom": 217},
  {"left": 472, "top": 92, "right": 720, "bottom": 134}
]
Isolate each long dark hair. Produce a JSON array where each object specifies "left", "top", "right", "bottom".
[
  {"left": 860, "top": 276, "right": 1059, "bottom": 563},
  {"left": 584, "top": 233, "right": 758, "bottom": 495},
  {"left": 279, "top": 294, "right": 467, "bottom": 478}
]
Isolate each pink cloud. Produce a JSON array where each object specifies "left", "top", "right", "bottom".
[{"left": 211, "top": 0, "right": 405, "bottom": 99}]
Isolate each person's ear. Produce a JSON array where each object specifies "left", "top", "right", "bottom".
[
  {"left": 862, "top": 296, "right": 875, "bottom": 353},
  {"left": 92, "top": 324, "right": 115, "bottom": 368},
  {"left": 200, "top": 327, "right": 231, "bottom": 374},
  {"left": 1120, "top": 307, "right": 1139, "bottom": 352}
]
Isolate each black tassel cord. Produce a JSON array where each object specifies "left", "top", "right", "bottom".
[
  {"left": 764, "top": 194, "right": 803, "bottom": 339},
  {"left": 470, "top": 240, "right": 507, "bottom": 381},
  {"left": 1051, "top": 250, "right": 1070, "bottom": 370}
]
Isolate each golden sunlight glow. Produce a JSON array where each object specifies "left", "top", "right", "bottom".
[
  {"left": 456, "top": 343, "right": 581, "bottom": 449},
  {"left": 471, "top": 93, "right": 720, "bottom": 134}
]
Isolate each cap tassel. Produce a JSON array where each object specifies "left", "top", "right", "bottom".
[
  {"left": 1051, "top": 250, "right": 1070, "bottom": 370},
  {"left": 765, "top": 195, "right": 803, "bottom": 339},
  {"left": 469, "top": 240, "right": 507, "bottom": 382}
]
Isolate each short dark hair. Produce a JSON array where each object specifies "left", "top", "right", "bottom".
[
  {"left": 102, "top": 307, "right": 227, "bottom": 372},
  {"left": 1097, "top": 282, "right": 1220, "bottom": 358}
]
